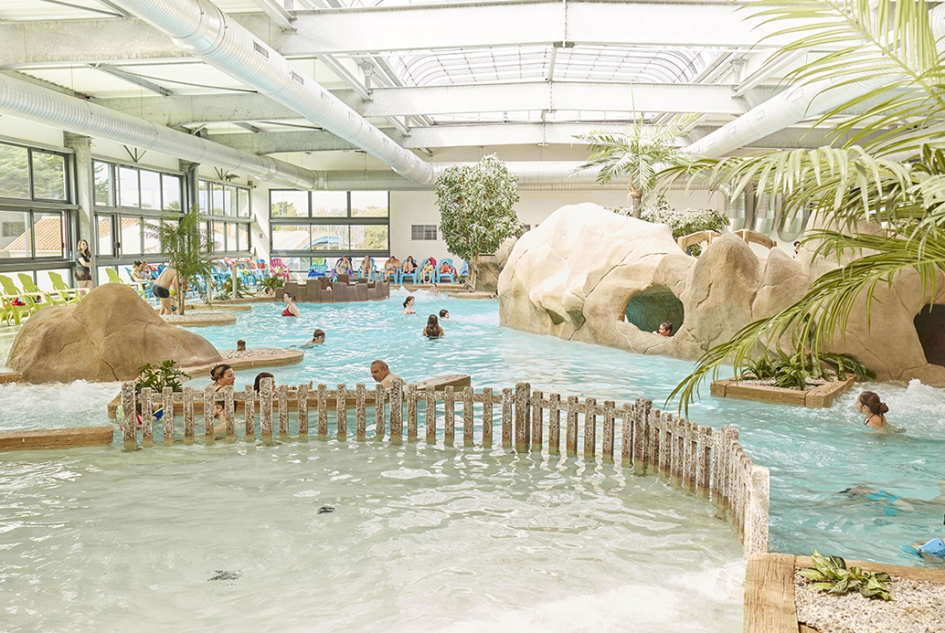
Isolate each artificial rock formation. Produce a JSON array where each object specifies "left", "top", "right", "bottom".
[
  {"left": 498, "top": 203, "right": 945, "bottom": 386},
  {"left": 473, "top": 237, "right": 518, "bottom": 293},
  {"left": 6, "top": 284, "right": 222, "bottom": 383}
]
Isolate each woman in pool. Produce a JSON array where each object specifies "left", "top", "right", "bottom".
[
  {"left": 209, "top": 363, "right": 236, "bottom": 434},
  {"left": 856, "top": 391, "right": 889, "bottom": 431},
  {"left": 282, "top": 292, "right": 300, "bottom": 317},
  {"left": 402, "top": 295, "right": 416, "bottom": 315},
  {"left": 422, "top": 314, "right": 444, "bottom": 338},
  {"left": 75, "top": 239, "right": 93, "bottom": 292}
]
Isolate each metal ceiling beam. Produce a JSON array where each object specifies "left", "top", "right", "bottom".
[
  {"left": 251, "top": 0, "right": 296, "bottom": 30},
  {"left": 0, "top": 2, "right": 806, "bottom": 67},
  {"left": 203, "top": 122, "right": 850, "bottom": 154},
  {"left": 93, "top": 63, "right": 178, "bottom": 96},
  {"left": 93, "top": 82, "right": 763, "bottom": 126}
]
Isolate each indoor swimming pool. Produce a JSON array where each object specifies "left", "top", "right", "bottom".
[{"left": 1, "top": 290, "right": 944, "bottom": 631}]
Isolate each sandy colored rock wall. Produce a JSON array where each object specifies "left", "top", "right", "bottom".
[{"left": 498, "top": 203, "right": 945, "bottom": 386}]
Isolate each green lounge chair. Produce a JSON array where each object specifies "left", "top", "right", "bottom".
[
  {"left": 47, "top": 272, "right": 82, "bottom": 304},
  {"left": 0, "top": 274, "right": 38, "bottom": 325},
  {"left": 105, "top": 267, "right": 147, "bottom": 299},
  {"left": 17, "top": 273, "right": 61, "bottom": 307}
]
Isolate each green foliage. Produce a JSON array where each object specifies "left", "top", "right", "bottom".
[
  {"left": 145, "top": 206, "right": 216, "bottom": 316},
  {"left": 640, "top": 197, "right": 730, "bottom": 254},
  {"left": 135, "top": 360, "right": 189, "bottom": 396},
  {"left": 739, "top": 349, "right": 875, "bottom": 391},
  {"left": 214, "top": 275, "right": 251, "bottom": 300},
  {"left": 740, "top": 357, "right": 777, "bottom": 380},
  {"left": 258, "top": 274, "right": 285, "bottom": 290},
  {"left": 574, "top": 114, "right": 700, "bottom": 217},
  {"left": 436, "top": 155, "right": 522, "bottom": 288},
  {"left": 660, "top": 0, "right": 945, "bottom": 415},
  {"left": 798, "top": 551, "right": 893, "bottom": 601}
]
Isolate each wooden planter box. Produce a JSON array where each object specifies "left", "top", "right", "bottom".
[
  {"left": 0, "top": 426, "right": 114, "bottom": 451},
  {"left": 743, "top": 553, "right": 945, "bottom": 633},
  {"left": 710, "top": 377, "right": 854, "bottom": 408}
]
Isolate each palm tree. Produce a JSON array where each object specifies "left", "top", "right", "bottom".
[
  {"left": 146, "top": 206, "right": 216, "bottom": 316},
  {"left": 574, "top": 114, "right": 700, "bottom": 218},
  {"left": 662, "top": 0, "right": 945, "bottom": 414}
]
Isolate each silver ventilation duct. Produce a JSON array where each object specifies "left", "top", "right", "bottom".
[
  {"left": 687, "top": 4, "right": 945, "bottom": 157},
  {"left": 113, "top": 0, "right": 435, "bottom": 185},
  {"left": 0, "top": 73, "right": 318, "bottom": 189}
]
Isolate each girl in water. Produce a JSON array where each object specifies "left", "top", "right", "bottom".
[
  {"left": 402, "top": 295, "right": 416, "bottom": 315},
  {"left": 422, "top": 314, "right": 444, "bottom": 338},
  {"left": 856, "top": 391, "right": 889, "bottom": 431}
]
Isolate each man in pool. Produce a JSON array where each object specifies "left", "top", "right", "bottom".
[
  {"left": 657, "top": 321, "right": 673, "bottom": 337},
  {"left": 370, "top": 360, "right": 403, "bottom": 389},
  {"left": 300, "top": 329, "right": 326, "bottom": 348},
  {"left": 439, "top": 309, "right": 450, "bottom": 320}
]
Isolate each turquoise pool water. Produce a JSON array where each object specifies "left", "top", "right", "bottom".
[{"left": 191, "top": 289, "right": 945, "bottom": 568}]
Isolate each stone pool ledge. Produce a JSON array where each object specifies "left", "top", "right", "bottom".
[
  {"left": 185, "top": 303, "right": 253, "bottom": 312},
  {"left": 449, "top": 291, "right": 498, "bottom": 300},
  {"left": 161, "top": 312, "right": 237, "bottom": 327},
  {"left": 0, "top": 368, "right": 23, "bottom": 384},
  {"left": 710, "top": 377, "right": 854, "bottom": 408},
  {"left": 744, "top": 553, "right": 945, "bottom": 633}
]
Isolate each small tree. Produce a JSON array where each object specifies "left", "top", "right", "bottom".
[
  {"left": 146, "top": 206, "right": 216, "bottom": 315},
  {"left": 436, "top": 154, "right": 522, "bottom": 290},
  {"left": 574, "top": 114, "right": 699, "bottom": 218}
]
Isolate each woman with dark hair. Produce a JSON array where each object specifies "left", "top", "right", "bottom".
[
  {"left": 422, "top": 314, "right": 444, "bottom": 338},
  {"left": 282, "top": 292, "right": 300, "bottom": 317},
  {"left": 253, "top": 372, "right": 275, "bottom": 392},
  {"left": 856, "top": 391, "right": 889, "bottom": 431},
  {"left": 209, "top": 364, "right": 236, "bottom": 435},
  {"left": 402, "top": 256, "right": 418, "bottom": 275},
  {"left": 402, "top": 295, "right": 416, "bottom": 315}
]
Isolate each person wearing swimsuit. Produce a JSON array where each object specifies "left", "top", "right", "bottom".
[
  {"left": 282, "top": 292, "right": 300, "bottom": 317},
  {"left": 856, "top": 391, "right": 889, "bottom": 431}
]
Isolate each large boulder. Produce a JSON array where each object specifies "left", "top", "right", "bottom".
[
  {"left": 474, "top": 237, "right": 517, "bottom": 293},
  {"left": 498, "top": 203, "right": 945, "bottom": 386},
  {"left": 6, "top": 284, "right": 222, "bottom": 383}
]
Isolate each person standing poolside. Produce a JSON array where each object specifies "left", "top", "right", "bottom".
[
  {"left": 282, "top": 292, "right": 300, "bottom": 317},
  {"left": 402, "top": 295, "right": 416, "bottom": 315},
  {"left": 75, "top": 239, "right": 93, "bottom": 292},
  {"left": 422, "top": 314, "right": 444, "bottom": 338},
  {"left": 856, "top": 391, "right": 889, "bottom": 431},
  {"left": 370, "top": 360, "right": 403, "bottom": 389},
  {"left": 153, "top": 266, "right": 179, "bottom": 315}
]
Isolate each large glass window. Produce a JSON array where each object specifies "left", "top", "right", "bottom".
[
  {"left": 0, "top": 144, "right": 30, "bottom": 199},
  {"left": 32, "top": 212, "right": 66, "bottom": 258},
  {"left": 0, "top": 210, "right": 31, "bottom": 258},
  {"left": 269, "top": 190, "right": 389, "bottom": 271},
  {"left": 118, "top": 166, "right": 140, "bottom": 208},
  {"left": 94, "top": 161, "right": 112, "bottom": 206},
  {"left": 162, "top": 174, "right": 181, "bottom": 211},
  {"left": 196, "top": 179, "right": 252, "bottom": 254},
  {"left": 31, "top": 152, "right": 66, "bottom": 201},
  {"left": 139, "top": 170, "right": 162, "bottom": 210}
]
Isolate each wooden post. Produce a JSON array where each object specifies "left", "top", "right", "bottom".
[
  {"left": 674, "top": 417, "right": 686, "bottom": 483},
  {"left": 162, "top": 386, "right": 174, "bottom": 444},
  {"left": 481, "top": 388, "right": 493, "bottom": 448},
  {"left": 260, "top": 378, "right": 273, "bottom": 442},
  {"left": 203, "top": 387, "right": 215, "bottom": 442},
  {"left": 375, "top": 383, "right": 386, "bottom": 441},
  {"left": 225, "top": 387, "right": 236, "bottom": 441},
  {"left": 565, "top": 396, "right": 579, "bottom": 456},
  {"left": 425, "top": 388, "right": 436, "bottom": 444},
  {"left": 406, "top": 385, "right": 418, "bottom": 442},
  {"left": 317, "top": 384, "right": 328, "bottom": 441},
  {"left": 583, "top": 397, "right": 597, "bottom": 461},
  {"left": 244, "top": 385, "right": 255, "bottom": 442},
  {"left": 697, "top": 426, "right": 712, "bottom": 496},
  {"left": 390, "top": 379, "right": 403, "bottom": 444},
  {"left": 620, "top": 402, "right": 633, "bottom": 468},
  {"left": 121, "top": 382, "right": 136, "bottom": 451},
  {"left": 548, "top": 393, "right": 561, "bottom": 455},
  {"left": 602, "top": 401, "right": 615, "bottom": 463},
  {"left": 443, "top": 386, "right": 455, "bottom": 447},
  {"left": 336, "top": 384, "right": 347, "bottom": 441},
  {"left": 514, "top": 382, "right": 530, "bottom": 452},
  {"left": 140, "top": 387, "right": 153, "bottom": 446},
  {"left": 657, "top": 410, "right": 669, "bottom": 475},
  {"left": 355, "top": 384, "right": 367, "bottom": 441},
  {"left": 501, "top": 388, "right": 513, "bottom": 448},
  {"left": 274, "top": 385, "right": 287, "bottom": 439},
  {"left": 530, "top": 390, "right": 543, "bottom": 451},
  {"left": 632, "top": 400, "right": 647, "bottom": 473},
  {"left": 463, "top": 386, "right": 474, "bottom": 447},
  {"left": 183, "top": 386, "right": 195, "bottom": 443},
  {"left": 648, "top": 408, "right": 661, "bottom": 472},
  {"left": 298, "top": 383, "right": 309, "bottom": 439},
  {"left": 684, "top": 421, "right": 698, "bottom": 491},
  {"left": 746, "top": 465, "right": 770, "bottom": 554}
]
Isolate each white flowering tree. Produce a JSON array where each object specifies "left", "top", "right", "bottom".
[{"left": 436, "top": 155, "right": 522, "bottom": 290}]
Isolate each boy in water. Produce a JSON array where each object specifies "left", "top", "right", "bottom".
[{"left": 300, "top": 329, "right": 326, "bottom": 348}]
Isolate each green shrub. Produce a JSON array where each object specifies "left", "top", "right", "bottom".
[
  {"left": 798, "top": 551, "right": 892, "bottom": 601},
  {"left": 135, "top": 360, "right": 189, "bottom": 395}
]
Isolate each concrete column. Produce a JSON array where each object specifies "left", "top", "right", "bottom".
[
  {"left": 180, "top": 160, "right": 199, "bottom": 212},
  {"left": 64, "top": 133, "right": 96, "bottom": 285}
]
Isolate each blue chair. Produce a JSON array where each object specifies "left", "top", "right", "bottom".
[
  {"left": 398, "top": 258, "right": 419, "bottom": 284},
  {"left": 308, "top": 257, "right": 329, "bottom": 279},
  {"left": 436, "top": 258, "right": 456, "bottom": 284},
  {"left": 358, "top": 257, "right": 377, "bottom": 282}
]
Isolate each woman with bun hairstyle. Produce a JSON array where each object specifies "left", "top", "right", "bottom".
[{"left": 856, "top": 391, "right": 889, "bottom": 431}]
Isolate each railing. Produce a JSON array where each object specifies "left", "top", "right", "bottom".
[{"left": 120, "top": 380, "right": 770, "bottom": 554}]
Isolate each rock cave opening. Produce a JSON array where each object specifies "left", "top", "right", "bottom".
[
  {"left": 623, "top": 286, "right": 685, "bottom": 336},
  {"left": 914, "top": 304, "right": 945, "bottom": 367}
]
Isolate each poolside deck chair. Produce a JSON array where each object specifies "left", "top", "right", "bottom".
[
  {"left": 18, "top": 273, "right": 63, "bottom": 307},
  {"left": 105, "top": 267, "right": 148, "bottom": 299},
  {"left": 398, "top": 260, "right": 419, "bottom": 285},
  {"left": 124, "top": 268, "right": 154, "bottom": 299},
  {"left": 0, "top": 274, "right": 39, "bottom": 324},
  {"left": 270, "top": 257, "right": 289, "bottom": 281},
  {"left": 47, "top": 272, "right": 82, "bottom": 305},
  {"left": 358, "top": 257, "right": 377, "bottom": 282},
  {"left": 436, "top": 258, "right": 456, "bottom": 284}
]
